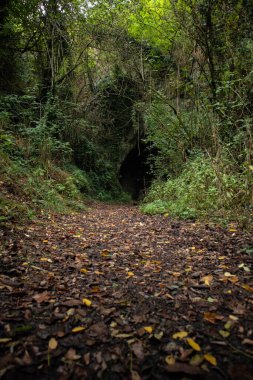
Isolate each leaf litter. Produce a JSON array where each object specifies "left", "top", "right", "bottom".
[{"left": 0, "top": 202, "right": 253, "bottom": 379}]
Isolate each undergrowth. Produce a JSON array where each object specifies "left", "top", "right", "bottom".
[
  {"left": 0, "top": 93, "right": 132, "bottom": 224},
  {"left": 0, "top": 146, "right": 87, "bottom": 224},
  {"left": 141, "top": 153, "right": 253, "bottom": 227}
]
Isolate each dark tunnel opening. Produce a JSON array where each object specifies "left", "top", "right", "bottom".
[{"left": 119, "top": 142, "right": 154, "bottom": 200}]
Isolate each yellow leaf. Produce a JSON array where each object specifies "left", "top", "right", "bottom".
[
  {"left": 165, "top": 354, "right": 175, "bottom": 365},
  {"left": 249, "top": 165, "right": 253, "bottom": 171},
  {"left": 219, "top": 330, "right": 230, "bottom": 338},
  {"left": 48, "top": 337, "right": 58, "bottom": 350},
  {"left": 82, "top": 298, "right": 92, "bottom": 306},
  {"left": 204, "top": 353, "right": 217, "bottom": 366},
  {"left": 187, "top": 338, "right": 201, "bottom": 351},
  {"left": 127, "top": 272, "right": 134, "bottom": 277},
  {"left": 241, "top": 284, "right": 253, "bottom": 293},
  {"left": 172, "top": 331, "right": 188, "bottom": 340},
  {"left": 72, "top": 326, "right": 86, "bottom": 333},
  {"left": 144, "top": 326, "right": 153, "bottom": 334},
  {"left": 80, "top": 268, "right": 88, "bottom": 274}
]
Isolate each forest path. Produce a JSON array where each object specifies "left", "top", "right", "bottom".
[{"left": 0, "top": 203, "right": 253, "bottom": 380}]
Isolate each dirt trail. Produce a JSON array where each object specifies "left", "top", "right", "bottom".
[{"left": 0, "top": 203, "right": 253, "bottom": 379}]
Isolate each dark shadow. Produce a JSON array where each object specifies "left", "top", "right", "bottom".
[{"left": 119, "top": 142, "right": 153, "bottom": 200}]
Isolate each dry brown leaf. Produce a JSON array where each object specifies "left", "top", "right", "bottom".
[
  {"left": 65, "top": 348, "right": 81, "bottom": 360},
  {"left": 32, "top": 292, "right": 50, "bottom": 304}
]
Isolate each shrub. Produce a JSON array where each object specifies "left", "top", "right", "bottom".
[{"left": 142, "top": 152, "right": 251, "bottom": 221}]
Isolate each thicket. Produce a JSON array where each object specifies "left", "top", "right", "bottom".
[
  {"left": 0, "top": 0, "right": 252, "bottom": 226},
  {"left": 139, "top": 0, "right": 253, "bottom": 226}
]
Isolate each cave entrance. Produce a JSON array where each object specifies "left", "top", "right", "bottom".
[{"left": 119, "top": 142, "right": 153, "bottom": 200}]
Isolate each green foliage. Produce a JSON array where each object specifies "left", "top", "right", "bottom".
[
  {"left": 1, "top": 0, "right": 253, "bottom": 226},
  {"left": 127, "top": 0, "right": 177, "bottom": 51},
  {"left": 142, "top": 153, "right": 252, "bottom": 222},
  {"left": 144, "top": 93, "right": 214, "bottom": 178}
]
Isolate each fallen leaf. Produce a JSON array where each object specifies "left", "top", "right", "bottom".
[
  {"left": 82, "top": 298, "right": 92, "bottom": 306},
  {"left": 202, "top": 274, "right": 213, "bottom": 286},
  {"left": 190, "top": 354, "right": 203, "bottom": 366},
  {"left": 241, "top": 284, "right": 253, "bottom": 293},
  {"left": 48, "top": 337, "right": 58, "bottom": 350},
  {"left": 172, "top": 272, "right": 181, "bottom": 277},
  {"left": 100, "top": 249, "right": 110, "bottom": 256},
  {"left": 165, "top": 354, "right": 176, "bottom": 365},
  {"left": 219, "top": 330, "right": 230, "bottom": 338},
  {"left": 66, "top": 308, "right": 75, "bottom": 316},
  {"left": 154, "top": 331, "right": 164, "bottom": 340},
  {"left": 207, "top": 297, "right": 218, "bottom": 303},
  {"left": 80, "top": 268, "right": 89, "bottom": 274},
  {"left": 187, "top": 338, "right": 201, "bottom": 351},
  {"left": 203, "top": 312, "right": 222, "bottom": 324},
  {"left": 65, "top": 348, "right": 81, "bottom": 360},
  {"left": 229, "top": 315, "right": 239, "bottom": 321},
  {"left": 228, "top": 275, "right": 239, "bottom": 284},
  {"left": 204, "top": 353, "right": 217, "bottom": 366},
  {"left": 172, "top": 331, "right": 188, "bottom": 340},
  {"left": 127, "top": 271, "right": 134, "bottom": 277},
  {"left": 224, "top": 321, "right": 233, "bottom": 330},
  {"left": 72, "top": 326, "right": 86, "bottom": 333},
  {"left": 33, "top": 292, "right": 50, "bottom": 304},
  {"left": 40, "top": 257, "right": 52, "bottom": 262},
  {"left": 144, "top": 326, "right": 153, "bottom": 334}
]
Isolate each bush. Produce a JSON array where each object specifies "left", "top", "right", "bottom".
[{"left": 142, "top": 152, "right": 251, "bottom": 221}]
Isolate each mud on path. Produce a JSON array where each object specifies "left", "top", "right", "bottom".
[{"left": 0, "top": 203, "right": 253, "bottom": 380}]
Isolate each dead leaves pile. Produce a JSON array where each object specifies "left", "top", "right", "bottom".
[{"left": 0, "top": 204, "right": 252, "bottom": 379}]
